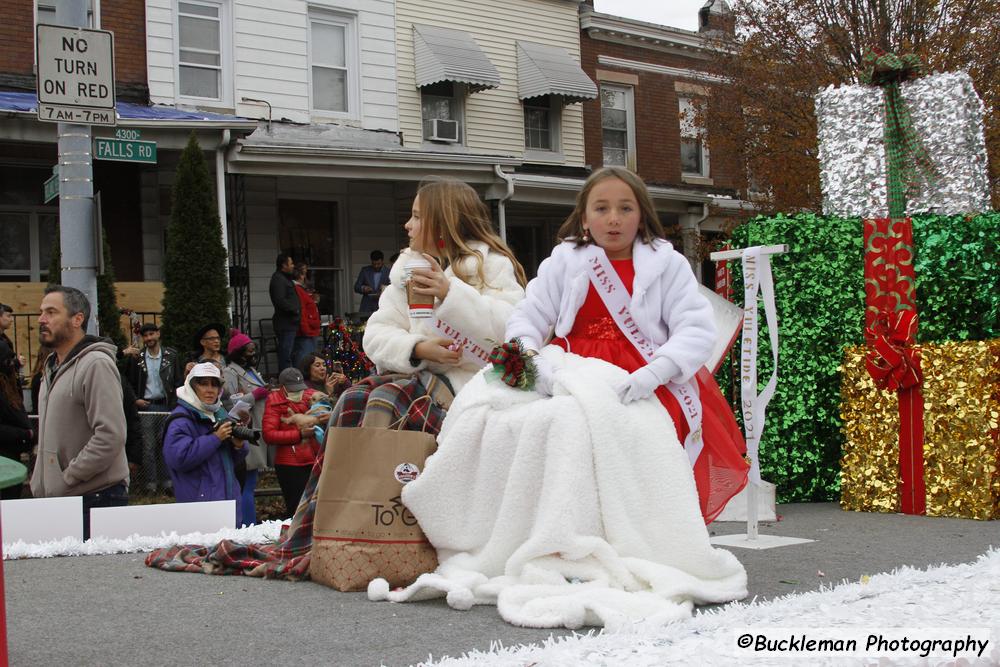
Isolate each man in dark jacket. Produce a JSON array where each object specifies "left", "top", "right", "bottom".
[
  {"left": 269, "top": 253, "right": 300, "bottom": 371},
  {"left": 353, "top": 250, "right": 390, "bottom": 314},
  {"left": 120, "top": 323, "right": 182, "bottom": 411}
]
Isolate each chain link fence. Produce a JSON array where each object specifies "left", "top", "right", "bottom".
[{"left": 24, "top": 413, "right": 277, "bottom": 505}]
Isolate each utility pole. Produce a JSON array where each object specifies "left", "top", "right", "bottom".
[{"left": 55, "top": 0, "right": 98, "bottom": 334}]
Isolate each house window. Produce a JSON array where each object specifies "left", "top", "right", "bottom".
[
  {"left": 177, "top": 0, "right": 225, "bottom": 101},
  {"left": 600, "top": 84, "right": 635, "bottom": 168},
  {"left": 421, "top": 82, "right": 463, "bottom": 144},
  {"left": 523, "top": 96, "right": 561, "bottom": 154},
  {"left": 309, "top": 10, "right": 357, "bottom": 116},
  {"left": 679, "top": 96, "right": 710, "bottom": 178},
  {"left": 36, "top": 0, "right": 95, "bottom": 26},
  {"left": 0, "top": 212, "right": 58, "bottom": 283}
]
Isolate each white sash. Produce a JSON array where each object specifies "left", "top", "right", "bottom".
[
  {"left": 431, "top": 318, "right": 492, "bottom": 368},
  {"left": 582, "top": 246, "right": 704, "bottom": 467},
  {"left": 740, "top": 247, "right": 779, "bottom": 484}
]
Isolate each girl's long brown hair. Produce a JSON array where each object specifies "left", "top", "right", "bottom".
[
  {"left": 556, "top": 166, "right": 667, "bottom": 247},
  {"left": 415, "top": 178, "right": 528, "bottom": 288},
  {"left": 0, "top": 351, "right": 22, "bottom": 410}
]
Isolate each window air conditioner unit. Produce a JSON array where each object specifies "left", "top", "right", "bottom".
[{"left": 426, "top": 118, "right": 459, "bottom": 143}]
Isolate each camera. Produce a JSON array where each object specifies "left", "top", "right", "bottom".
[{"left": 215, "top": 417, "right": 261, "bottom": 444}]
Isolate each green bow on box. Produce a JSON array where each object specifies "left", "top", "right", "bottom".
[{"left": 860, "top": 48, "right": 939, "bottom": 217}]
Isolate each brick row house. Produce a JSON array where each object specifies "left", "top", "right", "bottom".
[
  {"left": 579, "top": 0, "right": 749, "bottom": 278},
  {"left": 0, "top": 0, "right": 748, "bottom": 368},
  {"left": 0, "top": 0, "right": 256, "bottom": 367}
]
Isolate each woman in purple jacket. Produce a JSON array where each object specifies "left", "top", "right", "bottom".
[{"left": 163, "top": 362, "right": 248, "bottom": 526}]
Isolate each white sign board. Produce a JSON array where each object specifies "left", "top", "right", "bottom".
[
  {"left": 36, "top": 23, "right": 116, "bottom": 126},
  {"left": 89, "top": 500, "right": 236, "bottom": 540},
  {"left": 1, "top": 496, "right": 84, "bottom": 545}
]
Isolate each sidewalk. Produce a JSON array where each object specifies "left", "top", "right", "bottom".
[{"left": 5, "top": 502, "right": 998, "bottom": 666}]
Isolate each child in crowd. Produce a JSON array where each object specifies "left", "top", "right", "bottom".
[
  {"left": 280, "top": 390, "right": 334, "bottom": 448},
  {"left": 375, "top": 167, "right": 750, "bottom": 628}
]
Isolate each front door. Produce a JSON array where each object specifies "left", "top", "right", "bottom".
[{"left": 278, "top": 199, "right": 344, "bottom": 316}]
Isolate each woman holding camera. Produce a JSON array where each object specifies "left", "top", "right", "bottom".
[
  {"left": 163, "top": 362, "right": 248, "bottom": 526},
  {"left": 262, "top": 367, "right": 322, "bottom": 518}
]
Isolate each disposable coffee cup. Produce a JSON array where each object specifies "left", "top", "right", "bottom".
[{"left": 403, "top": 257, "right": 434, "bottom": 319}]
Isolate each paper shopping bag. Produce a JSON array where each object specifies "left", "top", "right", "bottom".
[{"left": 309, "top": 425, "right": 438, "bottom": 591}]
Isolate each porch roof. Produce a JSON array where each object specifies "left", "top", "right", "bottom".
[{"left": 0, "top": 91, "right": 258, "bottom": 130}]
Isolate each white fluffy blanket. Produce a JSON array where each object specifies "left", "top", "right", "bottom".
[{"left": 368, "top": 346, "right": 747, "bottom": 629}]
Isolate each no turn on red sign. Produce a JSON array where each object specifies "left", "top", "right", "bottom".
[{"left": 36, "top": 24, "right": 116, "bottom": 126}]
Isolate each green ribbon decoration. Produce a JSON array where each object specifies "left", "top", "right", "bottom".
[{"left": 860, "top": 48, "right": 939, "bottom": 218}]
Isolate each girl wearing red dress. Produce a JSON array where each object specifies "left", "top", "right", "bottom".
[{"left": 508, "top": 166, "right": 748, "bottom": 523}]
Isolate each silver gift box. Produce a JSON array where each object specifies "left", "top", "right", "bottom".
[{"left": 815, "top": 71, "right": 990, "bottom": 218}]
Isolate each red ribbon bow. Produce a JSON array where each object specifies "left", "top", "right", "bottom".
[
  {"left": 865, "top": 309, "right": 922, "bottom": 391},
  {"left": 488, "top": 341, "right": 525, "bottom": 388}
]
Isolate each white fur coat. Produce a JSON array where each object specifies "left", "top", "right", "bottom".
[
  {"left": 505, "top": 239, "right": 715, "bottom": 383},
  {"left": 362, "top": 243, "right": 524, "bottom": 392},
  {"left": 369, "top": 346, "right": 747, "bottom": 629}
]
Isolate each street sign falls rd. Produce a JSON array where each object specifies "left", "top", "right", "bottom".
[
  {"left": 95, "top": 129, "right": 157, "bottom": 164},
  {"left": 36, "top": 24, "right": 116, "bottom": 126}
]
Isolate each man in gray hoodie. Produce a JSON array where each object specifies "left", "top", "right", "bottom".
[{"left": 31, "top": 285, "right": 128, "bottom": 539}]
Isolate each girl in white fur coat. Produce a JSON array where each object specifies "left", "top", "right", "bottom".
[
  {"left": 362, "top": 179, "right": 527, "bottom": 395},
  {"left": 505, "top": 168, "right": 749, "bottom": 522}
]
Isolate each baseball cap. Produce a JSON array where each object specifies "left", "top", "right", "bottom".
[
  {"left": 188, "top": 361, "right": 223, "bottom": 385},
  {"left": 278, "top": 367, "right": 307, "bottom": 392}
]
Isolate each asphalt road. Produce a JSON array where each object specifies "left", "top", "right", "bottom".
[{"left": 6, "top": 502, "right": 998, "bottom": 666}]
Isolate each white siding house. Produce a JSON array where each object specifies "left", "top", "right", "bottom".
[
  {"left": 146, "top": 0, "right": 398, "bottom": 130},
  {"left": 395, "top": 0, "right": 589, "bottom": 164},
  {"left": 138, "top": 0, "right": 604, "bottom": 360}
]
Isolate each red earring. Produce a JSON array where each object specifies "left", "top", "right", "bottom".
[{"left": 437, "top": 238, "right": 445, "bottom": 249}]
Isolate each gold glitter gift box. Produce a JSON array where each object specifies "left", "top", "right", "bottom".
[{"left": 840, "top": 340, "right": 1000, "bottom": 520}]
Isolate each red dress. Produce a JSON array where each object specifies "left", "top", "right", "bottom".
[{"left": 553, "top": 258, "right": 748, "bottom": 524}]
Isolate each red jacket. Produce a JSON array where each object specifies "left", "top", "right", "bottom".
[
  {"left": 295, "top": 284, "right": 321, "bottom": 337},
  {"left": 262, "top": 388, "right": 321, "bottom": 467}
]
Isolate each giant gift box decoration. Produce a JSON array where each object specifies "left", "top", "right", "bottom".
[{"left": 814, "top": 50, "right": 996, "bottom": 518}]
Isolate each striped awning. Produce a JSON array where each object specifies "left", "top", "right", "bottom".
[
  {"left": 413, "top": 24, "right": 501, "bottom": 93},
  {"left": 516, "top": 41, "right": 598, "bottom": 104}
]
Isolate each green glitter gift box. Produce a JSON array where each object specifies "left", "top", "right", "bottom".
[{"left": 724, "top": 212, "right": 1000, "bottom": 504}]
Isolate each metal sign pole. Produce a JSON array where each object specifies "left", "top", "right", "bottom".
[{"left": 50, "top": 0, "right": 105, "bottom": 334}]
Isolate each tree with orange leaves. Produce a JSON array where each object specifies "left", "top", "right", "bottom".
[{"left": 703, "top": 0, "right": 1000, "bottom": 214}]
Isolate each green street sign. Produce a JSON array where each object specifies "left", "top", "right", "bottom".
[
  {"left": 94, "top": 137, "right": 157, "bottom": 163},
  {"left": 43, "top": 170, "right": 59, "bottom": 203}
]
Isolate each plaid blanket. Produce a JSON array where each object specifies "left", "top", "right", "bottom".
[{"left": 145, "top": 372, "right": 451, "bottom": 579}]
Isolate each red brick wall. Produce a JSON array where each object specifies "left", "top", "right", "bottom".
[
  {"left": 0, "top": 2, "right": 36, "bottom": 76},
  {"left": 102, "top": 0, "right": 147, "bottom": 85},
  {"left": 0, "top": 0, "right": 146, "bottom": 85},
  {"left": 580, "top": 31, "right": 742, "bottom": 193}
]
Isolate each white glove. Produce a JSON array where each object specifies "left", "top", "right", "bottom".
[
  {"left": 615, "top": 357, "right": 681, "bottom": 405},
  {"left": 532, "top": 355, "right": 555, "bottom": 397},
  {"left": 615, "top": 366, "right": 662, "bottom": 404}
]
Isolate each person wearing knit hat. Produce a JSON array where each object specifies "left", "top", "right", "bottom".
[
  {"left": 163, "top": 362, "right": 249, "bottom": 526},
  {"left": 223, "top": 329, "right": 269, "bottom": 525}
]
